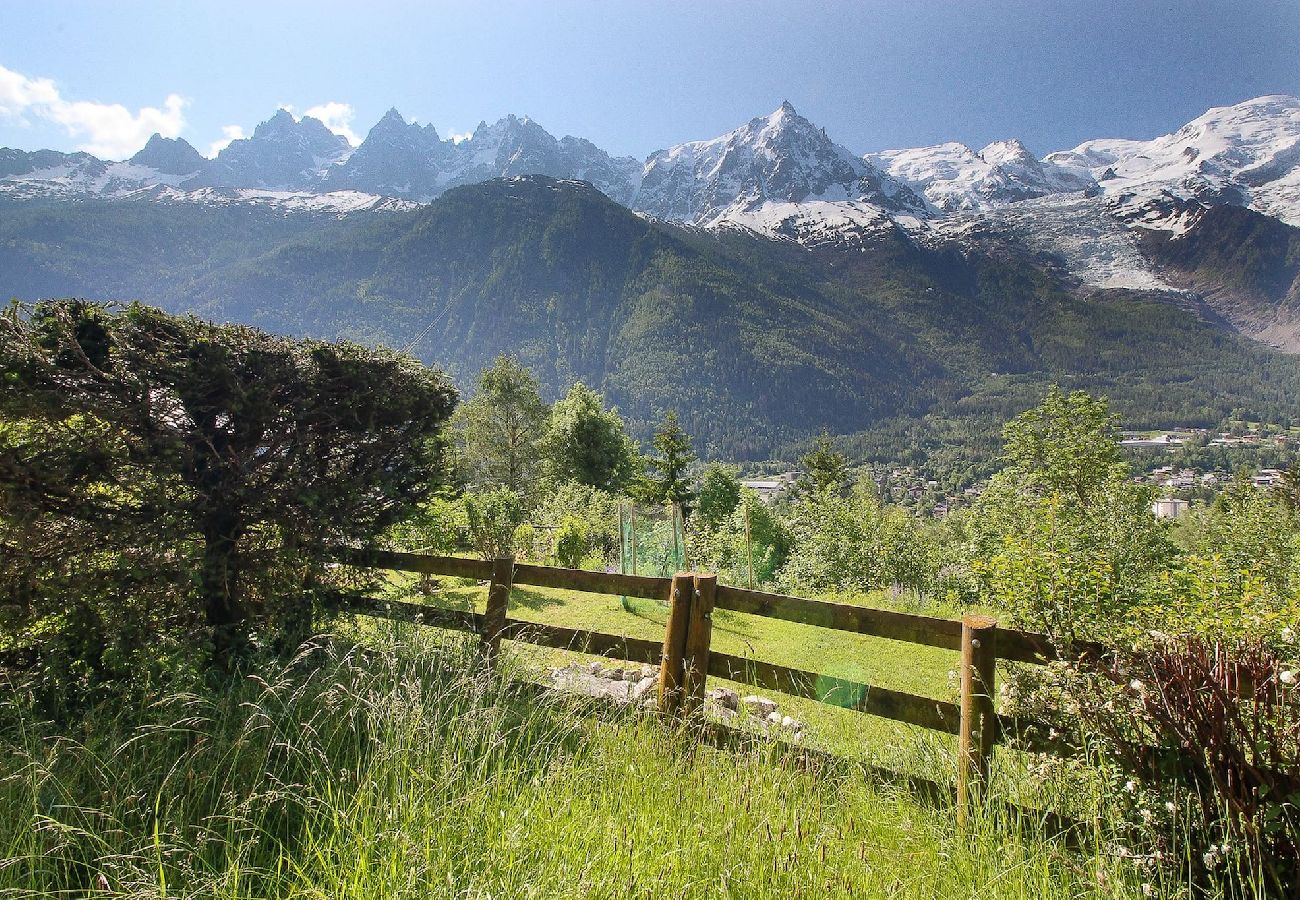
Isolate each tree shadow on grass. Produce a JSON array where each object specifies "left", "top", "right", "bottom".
[
  {"left": 506, "top": 586, "right": 565, "bottom": 612},
  {"left": 618, "top": 596, "right": 759, "bottom": 641}
]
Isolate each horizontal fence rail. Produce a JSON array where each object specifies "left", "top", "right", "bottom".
[
  {"left": 707, "top": 652, "right": 961, "bottom": 734},
  {"left": 327, "top": 544, "right": 1109, "bottom": 822},
  {"left": 713, "top": 585, "right": 962, "bottom": 651}
]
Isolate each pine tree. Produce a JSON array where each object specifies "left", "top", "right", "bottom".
[
  {"left": 799, "top": 432, "right": 849, "bottom": 495},
  {"left": 636, "top": 410, "right": 697, "bottom": 506},
  {"left": 454, "top": 355, "right": 549, "bottom": 496}
]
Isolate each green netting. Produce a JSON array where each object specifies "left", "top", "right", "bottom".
[{"left": 618, "top": 502, "right": 685, "bottom": 578}]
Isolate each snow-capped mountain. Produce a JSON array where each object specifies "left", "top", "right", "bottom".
[
  {"left": 440, "top": 114, "right": 641, "bottom": 204},
  {"left": 190, "top": 109, "right": 352, "bottom": 190},
  {"left": 3, "top": 94, "right": 1300, "bottom": 296},
  {"left": 634, "top": 101, "right": 925, "bottom": 228},
  {"left": 1046, "top": 94, "right": 1300, "bottom": 229},
  {"left": 0, "top": 145, "right": 200, "bottom": 198},
  {"left": 867, "top": 139, "right": 1094, "bottom": 212},
  {"left": 7, "top": 94, "right": 1297, "bottom": 234},
  {"left": 319, "top": 110, "right": 641, "bottom": 204}
]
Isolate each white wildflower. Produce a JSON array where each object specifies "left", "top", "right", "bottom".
[
  {"left": 1129, "top": 678, "right": 1143, "bottom": 691},
  {"left": 1124, "top": 780, "right": 1138, "bottom": 793},
  {"left": 1164, "top": 801, "right": 1176, "bottom": 813},
  {"left": 1280, "top": 670, "right": 1297, "bottom": 686}
]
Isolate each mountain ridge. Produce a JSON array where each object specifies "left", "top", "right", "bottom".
[{"left": 5, "top": 95, "right": 1296, "bottom": 227}]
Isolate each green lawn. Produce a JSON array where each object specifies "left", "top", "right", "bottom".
[{"left": 370, "top": 575, "right": 979, "bottom": 778}]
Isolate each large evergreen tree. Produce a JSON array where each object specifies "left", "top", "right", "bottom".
[
  {"left": 454, "top": 355, "right": 549, "bottom": 496},
  {"left": 636, "top": 410, "right": 697, "bottom": 506},
  {"left": 798, "top": 432, "right": 849, "bottom": 495}
]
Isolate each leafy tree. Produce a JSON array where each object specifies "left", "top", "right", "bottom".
[
  {"left": 463, "top": 488, "right": 527, "bottom": 560},
  {"left": 999, "top": 385, "right": 1124, "bottom": 504},
  {"left": 636, "top": 410, "right": 697, "bottom": 507},
  {"left": 973, "top": 387, "right": 1171, "bottom": 640},
  {"left": 0, "top": 300, "right": 458, "bottom": 678},
  {"left": 532, "top": 481, "right": 621, "bottom": 567},
  {"left": 798, "top": 432, "right": 849, "bottom": 495},
  {"left": 778, "top": 484, "right": 926, "bottom": 596},
  {"left": 694, "top": 462, "right": 741, "bottom": 532},
  {"left": 454, "top": 355, "right": 548, "bottom": 496},
  {"left": 1276, "top": 462, "right": 1300, "bottom": 512},
  {"left": 538, "top": 382, "right": 638, "bottom": 492},
  {"left": 693, "top": 490, "right": 792, "bottom": 588}
]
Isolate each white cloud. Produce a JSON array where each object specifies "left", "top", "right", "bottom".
[
  {"left": 304, "top": 101, "right": 361, "bottom": 146},
  {"left": 0, "top": 63, "right": 186, "bottom": 159},
  {"left": 207, "top": 124, "right": 246, "bottom": 159},
  {"left": 447, "top": 129, "right": 473, "bottom": 144}
]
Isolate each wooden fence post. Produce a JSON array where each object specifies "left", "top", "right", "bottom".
[
  {"left": 481, "top": 555, "right": 515, "bottom": 667},
  {"left": 682, "top": 573, "right": 716, "bottom": 715},
  {"left": 956, "top": 615, "right": 997, "bottom": 828},
  {"left": 658, "top": 573, "right": 694, "bottom": 716}
]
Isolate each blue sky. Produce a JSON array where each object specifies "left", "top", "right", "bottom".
[{"left": 1, "top": 0, "right": 1297, "bottom": 161}]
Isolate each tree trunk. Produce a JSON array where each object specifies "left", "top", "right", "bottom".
[
  {"left": 201, "top": 509, "right": 247, "bottom": 672},
  {"left": 276, "top": 535, "right": 315, "bottom": 655}
]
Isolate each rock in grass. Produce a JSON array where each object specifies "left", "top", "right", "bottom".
[
  {"left": 631, "top": 677, "right": 657, "bottom": 704},
  {"left": 743, "top": 695, "right": 779, "bottom": 717},
  {"left": 707, "top": 687, "right": 739, "bottom": 710}
]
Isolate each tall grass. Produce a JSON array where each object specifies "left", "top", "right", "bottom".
[{"left": 2, "top": 630, "right": 1179, "bottom": 898}]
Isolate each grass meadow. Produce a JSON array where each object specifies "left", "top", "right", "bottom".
[{"left": 2, "top": 624, "right": 1177, "bottom": 899}]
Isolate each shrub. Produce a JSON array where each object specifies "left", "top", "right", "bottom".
[
  {"left": 1085, "top": 637, "right": 1299, "bottom": 896},
  {"left": 463, "top": 489, "right": 527, "bottom": 559},
  {"left": 0, "top": 300, "right": 457, "bottom": 691},
  {"left": 553, "top": 516, "right": 591, "bottom": 568}
]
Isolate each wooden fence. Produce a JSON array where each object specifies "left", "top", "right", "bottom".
[{"left": 329, "top": 546, "right": 1103, "bottom": 823}]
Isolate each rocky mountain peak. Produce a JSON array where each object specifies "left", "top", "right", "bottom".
[
  {"left": 635, "top": 103, "right": 922, "bottom": 225},
  {"left": 188, "top": 108, "right": 350, "bottom": 190},
  {"left": 129, "top": 134, "right": 206, "bottom": 175}
]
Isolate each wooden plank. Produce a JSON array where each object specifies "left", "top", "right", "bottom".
[
  {"left": 499, "top": 619, "right": 663, "bottom": 666},
  {"left": 329, "top": 545, "right": 493, "bottom": 580},
  {"left": 659, "top": 574, "right": 694, "bottom": 716},
  {"left": 511, "top": 563, "right": 672, "bottom": 601},
  {"left": 341, "top": 595, "right": 482, "bottom": 632},
  {"left": 706, "top": 652, "right": 960, "bottom": 734},
  {"left": 683, "top": 574, "right": 717, "bottom": 714},
  {"left": 995, "top": 627, "right": 1110, "bottom": 665},
  {"left": 713, "top": 584, "right": 962, "bottom": 650},
  {"left": 957, "top": 616, "right": 998, "bottom": 829}
]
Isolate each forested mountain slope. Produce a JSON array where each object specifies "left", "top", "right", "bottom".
[{"left": 3, "top": 176, "right": 1299, "bottom": 459}]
